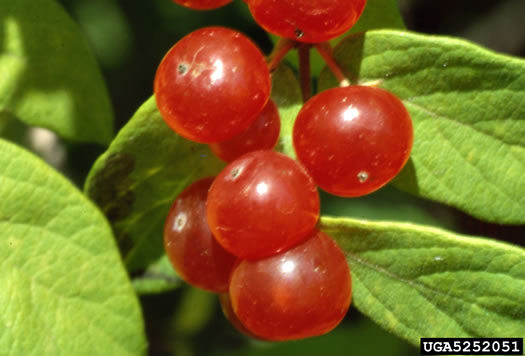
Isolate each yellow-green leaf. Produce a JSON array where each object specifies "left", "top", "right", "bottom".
[
  {"left": 0, "top": 139, "right": 146, "bottom": 355},
  {"left": 321, "top": 216, "right": 525, "bottom": 344},
  {"left": 0, "top": 0, "right": 113, "bottom": 144}
]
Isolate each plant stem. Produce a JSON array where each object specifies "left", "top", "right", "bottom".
[
  {"left": 315, "top": 42, "right": 350, "bottom": 87},
  {"left": 298, "top": 43, "right": 312, "bottom": 102},
  {"left": 267, "top": 38, "right": 296, "bottom": 73}
]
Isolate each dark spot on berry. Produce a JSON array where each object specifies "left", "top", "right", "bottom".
[
  {"left": 174, "top": 213, "right": 187, "bottom": 231},
  {"left": 230, "top": 166, "right": 242, "bottom": 179},
  {"left": 357, "top": 170, "right": 369, "bottom": 183},
  {"left": 294, "top": 28, "right": 304, "bottom": 39},
  {"left": 178, "top": 63, "right": 188, "bottom": 75}
]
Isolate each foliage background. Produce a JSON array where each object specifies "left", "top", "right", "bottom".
[{"left": 4, "top": 0, "right": 524, "bottom": 355}]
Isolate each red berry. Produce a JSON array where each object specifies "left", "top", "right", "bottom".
[
  {"left": 164, "top": 177, "right": 237, "bottom": 292},
  {"left": 172, "top": 0, "right": 232, "bottom": 10},
  {"left": 218, "top": 293, "right": 262, "bottom": 339},
  {"left": 154, "top": 27, "right": 271, "bottom": 143},
  {"left": 209, "top": 100, "right": 281, "bottom": 162},
  {"left": 206, "top": 150, "right": 320, "bottom": 260},
  {"left": 229, "top": 230, "right": 351, "bottom": 341},
  {"left": 293, "top": 86, "right": 413, "bottom": 197},
  {"left": 246, "top": 0, "right": 367, "bottom": 43}
]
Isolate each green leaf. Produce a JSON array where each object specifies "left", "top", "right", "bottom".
[
  {"left": 132, "top": 255, "right": 180, "bottom": 295},
  {"left": 321, "top": 216, "right": 525, "bottom": 344},
  {"left": 0, "top": 0, "right": 113, "bottom": 145},
  {"left": 173, "top": 288, "right": 217, "bottom": 336},
  {"left": 0, "top": 139, "right": 146, "bottom": 355},
  {"left": 84, "top": 96, "right": 225, "bottom": 272},
  {"left": 318, "top": 30, "right": 525, "bottom": 224},
  {"left": 276, "top": 0, "right": 405, "bottom": 77}
]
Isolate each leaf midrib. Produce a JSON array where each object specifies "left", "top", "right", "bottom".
[{"left": 344, "top": 247, "right": 523, "bottom": 320}]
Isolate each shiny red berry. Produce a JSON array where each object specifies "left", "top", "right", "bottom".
[
  {"left": 246, "top": 0, "right": 367, "bottom": 43},
  {"left": 154, "top": 27, "right": 271, "bottom": 143},
  {"left": 164, "top": 177, "right": 237, "bottom": 292},
  {"left": 206, "top": 150, "right": 320, "bottom": 260},
  {"left": 172, "top": 0, "right": 232, "bottom": 10},
  {"left": 293, "top": 85, "right": 413, "bottom": 197},
  {"left": 209, "top": 99, "right": 281, "bottom": 162},
  {"left": 229, "top": 230, "right": 352, "bottom": 341},
  {"left": 218, "top": 293, "right": 261, "bottom": 339}
]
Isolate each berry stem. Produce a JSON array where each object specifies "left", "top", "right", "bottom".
[
  {"left": 267, "top": 38, "right": 296, "bottom": 73},
  {"left": 315, "top": 42, "right": 350, "bottom": 87},
  {"left": 298, "top": 43, "right": 312, "bottom": 102}
]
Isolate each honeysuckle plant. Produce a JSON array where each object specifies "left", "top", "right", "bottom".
[{"left": 0, "top": 0, "right": 523, "bottom": 354}]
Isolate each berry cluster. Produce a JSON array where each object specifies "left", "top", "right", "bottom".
[{"left": 158, "top": 0, "right": 413, "bottom": 341}]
